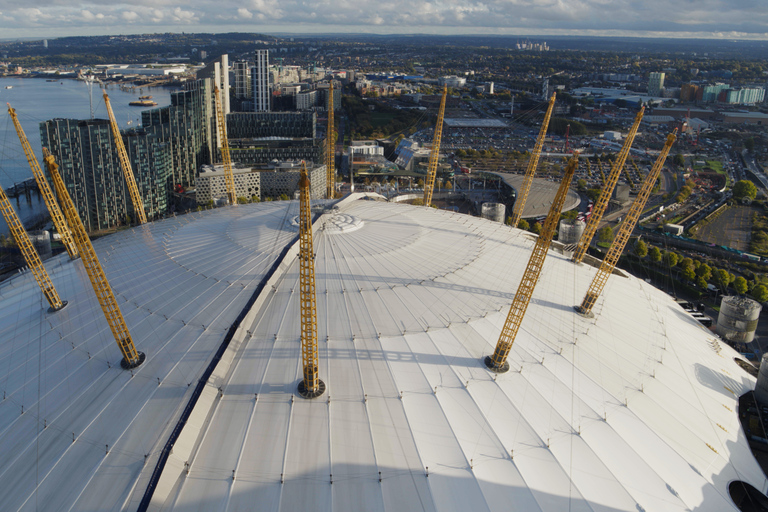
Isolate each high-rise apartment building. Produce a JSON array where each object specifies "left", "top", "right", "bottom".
[
  {"left": 648, "top": 72, "right": 665, "bottom": 96},
  {"left": 233, "top": 61, "right": 252, "bottom": 100},
  {"left": 253, "top": 49, "right": 270, "bottom": 112},
  {"left": 40, "top": 119, "right": 172, "bottom": 231},
  {"left": 226, "top": 111, "right": 316, "bottom": 139}
]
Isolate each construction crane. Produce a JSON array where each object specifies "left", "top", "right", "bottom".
[
  {"left": 43, "top": 148, "right": 145, "bottom": 369},
  {"left": 7, "top": 103, "right": 79, "bottom": 259},
  {"left": 326, "top": 81, "right": 336, "bottom": 199},
  {"left": 214, "top": 86, "right": 237, "bottom": 205},
  {"left": 576, "top": 131, "right": 677, "bottom": 317},
  {"left": 103, "top": 91, "right": 147, "bottom": 225},
  {"left": 423, "top": 86, "right": 447, "bottom": 207},
  {"left": 0, "top": 181, "right": 66, "bottom": 312},
  {"left": 509, "top": 92, "right": 556, "bottom": 228},
  {"left": 572, "top": 107, "right": 645, "bottom": 264},
  {"left": 297, "top": 161, "right": 325, "bottom": 398},
  {"left": 485, "top": 154, "right": 580, "bottom": 373}
]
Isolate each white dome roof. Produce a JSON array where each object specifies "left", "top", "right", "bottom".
[{"left": 0, "top": 195, "right": 764, "bottom": 512}]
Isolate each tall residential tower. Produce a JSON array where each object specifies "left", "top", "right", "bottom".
[{"left": 253, "top": 49, "right": 270, "bottom": 112}]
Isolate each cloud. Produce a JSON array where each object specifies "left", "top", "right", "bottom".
[{"left": 0, "top": 0, "right": 766, "bottom": 38}]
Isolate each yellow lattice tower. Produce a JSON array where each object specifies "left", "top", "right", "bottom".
[
  {"left": 485, "top": 154, "right": 580, "bottom": 373},
  {"left": 572, "top": 107, "right": 645, "bottom": 264},
  {"left": 297, "top": 161, "right": 325, "bottom": 398},
  {"left": 423, "top": 86, "right": 447, "bottom": 207},
  {"left": 0, "top": 182, "right": 66, "bottom": 312},
  {"left": 576, "top": 131, "right": 677, "bottom": 316},
  {"left": 326, "top": 81, "right": 336, "bottom": 199},
  {"left": 43, "top": 148, "right": 145, "bottom": 368},
  {"left": 214, "top": 86, "right": 237, "bottom": 205},
  {"left": 102, "top": 92, "right": 147, "bottom": 224},
  {"left": 509, "top": 92, "right": 557, "bottom": 228},
  {"left": 7, "top": 103, "right": 79, "bottom": 259}
]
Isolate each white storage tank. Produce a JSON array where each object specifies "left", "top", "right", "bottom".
[
  {"left": 481, "top": 202, "right": 505, "bottom": 223},
  {"left": 27, "top": 230, "right": 51, "bottom": 261},
  {"left": 558, "top": 219, "right": 586, "bottom": 244},
  {"left": 716, "top": 296, "right": 762, "bottom": 343}
]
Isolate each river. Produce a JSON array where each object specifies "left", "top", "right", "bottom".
[{"left": 0, "top": 76, "right": 177, "bottom": 235}]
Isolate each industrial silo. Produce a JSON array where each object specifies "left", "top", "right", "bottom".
[
  {"left": 481, "top": 202, "right": 505, "bottom": 223},
  {"left": 716, "top": 296, "right": 762, "bottom": 343},
  {"left": 558, "top": 218, "right": 586, "bottom": 244}
]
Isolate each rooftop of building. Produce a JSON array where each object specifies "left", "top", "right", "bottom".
[{"left": 0, "top": 195, "right": 763, "bottom": 511}]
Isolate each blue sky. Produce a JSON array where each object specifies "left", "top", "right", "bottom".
[{"left": 0, "top": 0, "right": 766, "bottom": 39}]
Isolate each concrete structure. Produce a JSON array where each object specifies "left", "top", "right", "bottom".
[
  {"left": 663, "top": 223, "right": 685, "bottom": 236},
  {"left": 612, "top": 184, "right": 631, "bottom": 205},
  {"left": 480, "top": 202, "right": 505, "bottom": 223},
  {"left": 755, "top": 354, "right": 768, "bottom": 406},
  {"left": 296, "top": 90, "right": 317, "bottom": 110},
  {"left": 648, "top": 72, "right": 665, "bottom": 96},
  {"left": 493, "top": 172, "right": 581, "bottom": 219},
  {"left": 604, "top": 131, "right": 622, "bottom": 140},
  {"left": 28, "top": 229, "right": 52, "bottom": 260},
  {"left": 558, "top": 218, "right": 585, "bottom": 244},
  {"left": 0, "top": 196, "right": 765, "bottom": 511},
  {"left": 196, "top": 162, "right": 326, "bottom": 203},
  {"left": 721, "top": 112, "right": 768, "bottom": 125},
  {"left": 717, "top": 296, "right": 762, "bottom": 344},
  {"left": 438, "top": 75, "right": 466, "bottom": 88},
  {"left": 253, "top": 49, "right": 270, "bottom": 112}
]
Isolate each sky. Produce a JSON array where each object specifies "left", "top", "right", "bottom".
[{"left": 0, "top": 0, "right": 767, "bottom": 40}]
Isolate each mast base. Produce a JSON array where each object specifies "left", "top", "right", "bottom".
[
  {"left": 298, "top": 379, "right": 326, "bottom": 399},
  {"left": 121, "top": 351, "right": 146, "bottom": 370},
  {"left": 484, "top": 356, "right": 510, "bottom": 374}
]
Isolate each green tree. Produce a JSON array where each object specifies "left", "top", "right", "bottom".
[
  {"left": 597, "top": 226, "right": 613, "bottom": 243},
  {"left": 673, "top": 153, "right": 686, "bottom": 167},
  {"left": 752, "top": 284, "right": 768, "bottom": 302},
  {"left": 577, "top": 179, "right": 587, "bottom": 191},
  {"left": 531, "top": 222, "right": 542, "bottom": 235},
  {"left": 732, "top": 180, "right": 757, "bottom": 201},
  {"left": 634, "top": 239, "right": 648, "bottom": 258},
  {"left": 663, "top": 251, "right": 679, "bottom": 268},
  {"left": 696, "top": 277, "right": 709, "bottom": 289},
  {"left": 517, "top": 218, "right": 530, "bottom": 230},
  {"left": 696, "top": 263, "right": 712, "bottom": 281},
  {"left": 734, "top": 276, "right": 749, "bottom": 295},
  {"left": 712, "top": 268, "right": 731, "bottom": 292},
  {"left": 586, "top": 188, "right": 602, "bottom": 202},
  {"left": 560, "top": 209, "right": 578, "bottom": 221},
  {"left": 649, "top": 246, "right": 662, "bottom": 263},
  {"left": 745, "top": 137, "right": 755, "bottom": 152}
]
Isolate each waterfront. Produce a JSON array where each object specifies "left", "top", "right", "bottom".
[{"left": 0, "top": 77, "right": 177, "bottom": 235}]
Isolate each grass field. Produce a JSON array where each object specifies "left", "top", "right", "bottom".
[{"left": 369, "top": 112, "right": 397, "bottom": 128}]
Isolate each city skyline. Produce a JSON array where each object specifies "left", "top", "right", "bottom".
[{"left": 0, "top": 0, "right": 767, "bottom": 41}]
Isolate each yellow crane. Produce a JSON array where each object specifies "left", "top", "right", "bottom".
[
  {"left": 43, "top": 148, "right": 145, "bottom": 369},
  {"left": 572, "top": 107, "right": 645, "bottom": 264},
  {"left": 7, "top": 103, "right": 79, "bottom": 259},
  {"left": 214, "top": 86, "right": 237, "bottom": 205},
  {"left": 297, "top": 161, "right": 325, "bottom": 398},
  {"left": 510, "top": 93, "right": 557, "bottom": 228},
  {"left": 326, "top": 81, "right": 336, "bottom": 199},
  {"left": 485, "top": 154, "right": 580, "bottom": 373},
  {"left": 576, "top": 132, "right": 677, "bottom": 317},
  {"left": 102, "top": 91, "right": 147, "bottom": 225},
  {"left": 0, "top": 182, "right": 67, "bottom": 312},
  {"left": 423, "top": 86, "right": 447, "bottom": 207}
]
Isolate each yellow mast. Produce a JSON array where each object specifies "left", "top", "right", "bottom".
[
  {"left": 7, "top": 103, "right": 79, "bottom": 259},
  {"left": 576, "top": 131, "right": 676, "bottom": 316},
  {"left": 43, "top": 148, "right": 145, "bottom": 368},
  {"left": 423, "top": 86, "right": 447, "bottom": 207},
  {"left": 297, "top": 161, "right": 325, "bottom": 398},
  {"left": 572, "top": 107, "right": 645, "bottom": 264},
  {"left": 214, "top": 86, "right": 237, "bottom": 205},
  {"left": 510, "top": 92, "right": 556, "bottom": 228},
  {"left": 102, "top": 91, "right": 147, "bottom": 224},
  {"left": 0, "top": 182, "right": 66, "bottom": 312},
  {"left": 485, "top": 154, "right": 580, "bottom": 373},
  {"left": 326, "top": 81, "right": 336, "bottom": 199}
]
